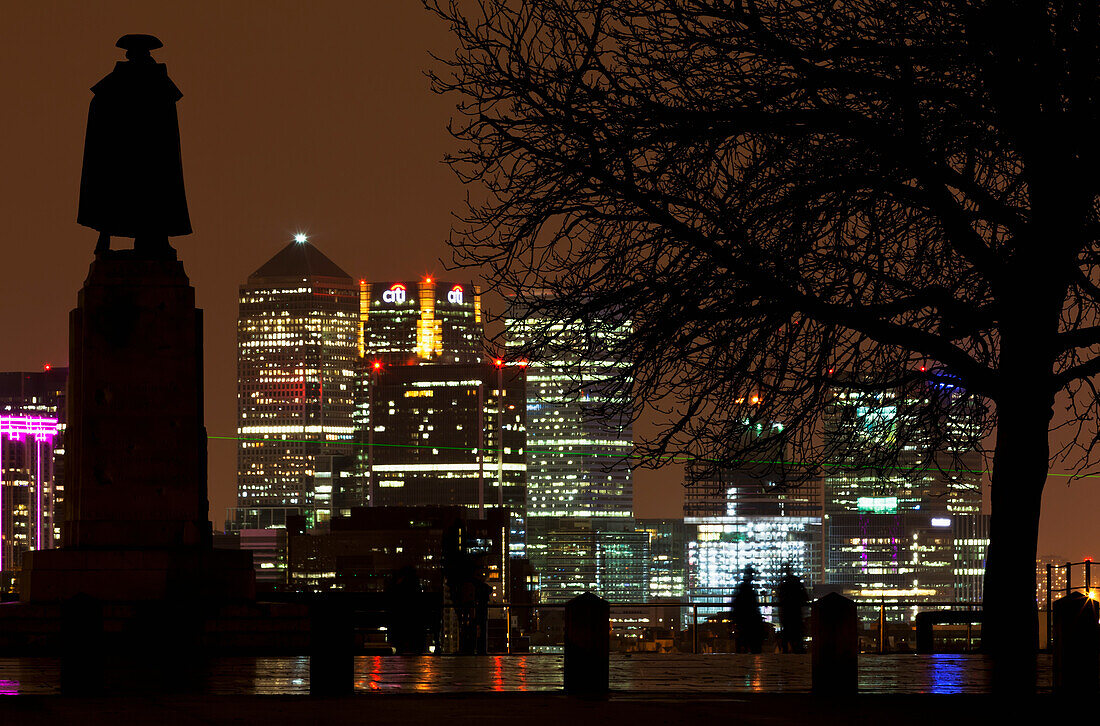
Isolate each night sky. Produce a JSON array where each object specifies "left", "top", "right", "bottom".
[{"left": 2, "top": 2, "right": 1096, "bottom": 561}]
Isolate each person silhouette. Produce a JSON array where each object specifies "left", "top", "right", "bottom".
[
  {"left": 775, "top": 563, "right": 810, "bottom": 653},
  {"left": 386, "top": 565, "right": 426, "bottom": 654},
  {"left": 732, "top": 565, "right": 765, "bottom": 654}
]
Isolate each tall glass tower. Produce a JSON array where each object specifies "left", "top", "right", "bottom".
[
  {"left": 345, "top": 362, "right": 527, "bottom": 557},
  {"left": 349, "top": 277, "right": 490, "bottom": 509},
  {"left": 234, "top": 236, "right": 358, "bottom": 530},
  {"left": 821, "top": 380, "right": 987, "bottom": 621},
  {"left": 505, "top": 304, "right": 635, "bottom": 602}
]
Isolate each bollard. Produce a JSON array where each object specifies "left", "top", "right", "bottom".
[
  {"left": 1053, "top": 591, "right": 1099, "bottom": 694},
  {"left": 309, "top": 599, "right": 356, "bottom": 697},
  {"left": 564, "top": 592, "right": 610, "bottom": 696},
  {"left": 811, "top": 593, "right": 858, "bottom": 696},
  {"left": 914, "top": 611, "right": 934, "bottom": 654},
  {"left": 60, "top": 594, "right": 104, "bottom": 695}
]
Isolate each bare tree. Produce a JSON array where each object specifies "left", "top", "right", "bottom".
[{"left": 428, "top": 0, "right": 1100, "bottom": 689}]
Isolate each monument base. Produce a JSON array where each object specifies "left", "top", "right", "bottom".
[
  {"left": 2, "top": 547, "right": 309, "bottom": 659},
  {"left": 19, "top": 547, "right": 255, "bottom": 602},
  {"left": 0, "top": 599, "right": 310, "bottom": 655}
]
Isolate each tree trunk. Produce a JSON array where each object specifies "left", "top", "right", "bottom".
[{"left": 982, "top": 362, "right": 1055, "bottom": 692}]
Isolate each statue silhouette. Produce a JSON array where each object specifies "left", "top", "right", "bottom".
[{"left": 77, "top": 34, "right": 191, "bottom": 257}]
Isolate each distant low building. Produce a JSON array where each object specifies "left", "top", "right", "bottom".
[
  {"left": 287, "top": 506, "right": 514, "bottom": 598},
  {"left": 1036, "top": 554, "right": 1071, "bottom": 609},
  {"left": 223, "top": 505, "right": 307, "bottom": 586},
  {"left": 286, "top": 506, "right": 524, "bottom": 653},
  {"left": 240, "top": 527, "right": 290, "bottom": 587},
  {"left": 313, "top": 454, "right": 354, "bottom": 527}
]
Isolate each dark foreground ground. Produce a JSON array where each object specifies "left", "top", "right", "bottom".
[{"left": 0, "top": 692, "right": 1066, "bottom": 725}]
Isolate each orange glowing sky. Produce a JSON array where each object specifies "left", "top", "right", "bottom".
[{"left": 0, "top": 2, "right": 1096, "bottom": 561}]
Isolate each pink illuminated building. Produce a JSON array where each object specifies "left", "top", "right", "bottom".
[{"left": 0, "top": 415, "right": 59, "bottom": 590}]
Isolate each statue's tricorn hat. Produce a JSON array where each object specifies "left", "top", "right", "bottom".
[{"left": 116, "top": 34, "right": 163, "bottom": 56}]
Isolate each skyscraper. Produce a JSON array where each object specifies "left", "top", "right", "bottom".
[
  {"left": 635, "top": 518, "right": 692, "bottom": 601},
  {"left": 350, "top": 276, "right": 491, "bottom": 506},
  {"left": 821, "top": 379, "right": 987, "bottom": 620},
  {"left": 683, "top": 431, "right": 823, "bottom": 618},
  {"left": 234, "top": 236, "right": 358, "bottom": 530},
  {"left": 506, "top": 302, "right": 635, "bottom": 602},
  {"left": 505, "top": 314, "right": 633, "bottom": 521},
  {"left": 0, "top": 365, "right": 68, "bottom": 555},
  {"left": 347, "top": 276, "right": 512, "bottom": 510},
  {"left": 0, "top": 415, "right": 60, "bottom": 592},
  {"left": 358, "top": 278, "right": 483, "bottom": 366},
  {"left": 346, "top": 361, "right": 527, "bottom": 556},
  {"left": 538, "top": 518, "right": 649, "bottom": 603},
  {"left": 0, "top": 367, "right": 68, "bottom": 421}
]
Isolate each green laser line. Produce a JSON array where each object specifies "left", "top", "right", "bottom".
[{"left": 204, "top": 434, "right": 1086, "bottom": 479}]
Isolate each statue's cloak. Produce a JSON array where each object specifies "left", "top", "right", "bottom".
[{"left": 77, "top": 60, "right": 191, "bottom": 238}]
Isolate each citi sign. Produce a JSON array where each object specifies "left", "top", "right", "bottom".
[
  {"left": 447, "top": 285, "right": 464, "bottom": 304},
  {"left": 382, "top": 284, "right": 407, "bottom": 304}
]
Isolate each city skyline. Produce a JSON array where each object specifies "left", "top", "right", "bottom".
[
  {"left": 1, "top": 2, "right": 1099, "bottom": 565},
  {"left": 0, "top": 2, "right": 1097, "bottom": 705}
]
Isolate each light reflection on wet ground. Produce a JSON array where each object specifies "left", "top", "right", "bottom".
[{"left": 0, "top": 654, "right": 1052, "bottom": 695}]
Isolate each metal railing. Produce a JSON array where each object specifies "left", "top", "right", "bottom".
[
  {"left": 1043, "top": 560, "right": 1096, "bottom": 647},
  {"left": 855, "top": 601, "right": 982, "bottom": 654},
  {"left": 437, "top": 602, "right": 700, "bottom": 655},
  {"left": 359, "top": 598, "right": 988, "bottom": 655}
]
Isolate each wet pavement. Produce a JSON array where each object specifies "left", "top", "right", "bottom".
[{"left": 0, "top": 653, "right": 1053, "bottom": 695}]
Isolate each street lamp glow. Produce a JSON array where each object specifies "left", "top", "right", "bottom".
[{"left": 294, "top": 233, "right": 308, "bottom": 244}]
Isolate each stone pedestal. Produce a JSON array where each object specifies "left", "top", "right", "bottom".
[
  {"left": 65, "top": 253, "right": 208, "bottom": 550},
  {"left": 18, "top": 252, "right": 254, "bottom": 603}
]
